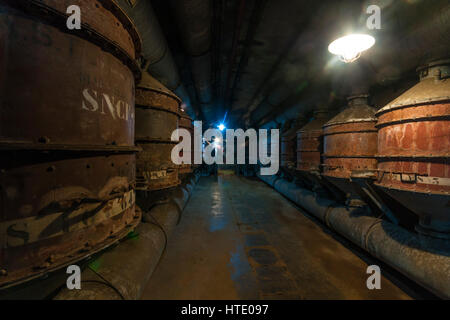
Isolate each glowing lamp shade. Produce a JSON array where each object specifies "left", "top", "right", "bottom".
[{"left": 328, "top": 34, "right": 375, "bottom": 63}]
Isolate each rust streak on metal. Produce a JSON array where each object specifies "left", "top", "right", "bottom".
[
  {"left": 375, "top": 59, "right": 450, "bottom": 238},
  {"left": 321, "top": 96, "right": 378, "bottom": 206},
  {"left": 323, "top": 96, "right": 378, "bottom": 180},
  {"left": 0, "top": 1, "right": 140, "bottom": 289},
  {"left": 296, "top": 111, "right": 330, "bottom": 173},
  {"left": 0, "top": 1, "right": 141, "bottom": 149}
]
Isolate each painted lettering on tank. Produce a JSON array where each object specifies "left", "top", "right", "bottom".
[
  {"left": 82, "top": 89, "right": 133, "bottom": 121},
  {"left": 82, "top": 88, "right": 99, "bottom": 111},
  {"left": 143, "top": 170, "right": 168, "bottom": 180},
  {"left": 6, "top": 223, "right": 30, "bottom": 247}
]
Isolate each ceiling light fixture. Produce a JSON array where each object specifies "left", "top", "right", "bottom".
[{"left": 328, "top": 34, "right": 375, "bottom": 63}]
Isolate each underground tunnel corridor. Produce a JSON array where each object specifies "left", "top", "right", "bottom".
[
  {"left": 142, "top": 173, "right": 411, "bottom": 300},
  {"left": 1, "top": 0, "right": 449, "bottom": 305}
]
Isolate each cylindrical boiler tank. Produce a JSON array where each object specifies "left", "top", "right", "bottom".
[
  {"left": 135, "top": 72, "right": 181, "bottom": 191},
  {"left": 296, "top": 110, "right": 332, "bottom": 190},
  {"left": 0, "top": 0, "right": 141, "bottom": 289},
  {"left": 322, "top": 95, "right": 378, "bottom": 206},
  {"left": 0, "top": 0, "right": 141, "bottom": 149},
  {"left": 375, "top": 59, "right": 450, "bottom": 239},
  {"left": 281, "top": 115, "right": 307, "bottom": 172}
]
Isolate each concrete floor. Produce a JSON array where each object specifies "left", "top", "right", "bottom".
[{"left": 142, "top": 173, "right": 411, "bottom": 300}]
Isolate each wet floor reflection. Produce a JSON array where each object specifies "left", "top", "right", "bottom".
[{"left": 142, "top": 174, "right": 411, "bottom": 300}]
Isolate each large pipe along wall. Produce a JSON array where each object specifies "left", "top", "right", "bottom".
[
  {"left": 54, "top": 172, "right": 201, "bottom": 300},
  {"left": 258, "top": 61, "right": 450, "bottom": 298},
  {"left": 257, "top": 173, "right": 450, "bottom": 299}
]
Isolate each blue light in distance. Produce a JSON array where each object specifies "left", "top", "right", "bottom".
[{"left": 218, "top": 123, "right": 226, "bottom": 131}]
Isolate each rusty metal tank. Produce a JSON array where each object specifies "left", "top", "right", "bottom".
[
  {"left": 281, "top": 115, "right": 307, "bottom": 171},
  {"left": 295, "top": 109, "right": 334, "bottom": 192},
  {"left": 322, "top": 95, "right": 378, "bottom": 206},
  {"left": 296, "top": 110, "right": 331, "bottom": 173},
  {"left": 0, "top": 0, "right": 141, "bottom": 289},
  {"left": 178, "top": 109, "right": 194, "bottom": 175},
  {"left": 135, "top": 72, "right": 181, "bottom": 191},
  {"left": 375, "top": 59, "right": 450, "bottom": 238},
  {"left": 0, "top": 0, "right": 141, "bottom": 150}
]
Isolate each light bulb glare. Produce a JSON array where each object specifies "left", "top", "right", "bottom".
[{"left": 328, "top": 34, "right": 375, "bottom": 63}]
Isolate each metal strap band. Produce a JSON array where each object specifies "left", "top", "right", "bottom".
[{"left": 0, "top": 190, "right": 135, "bottom": 248}]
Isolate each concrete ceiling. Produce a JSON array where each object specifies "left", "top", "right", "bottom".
[{"left": 127, "top": 0, "right": 450, "bottom": 129}]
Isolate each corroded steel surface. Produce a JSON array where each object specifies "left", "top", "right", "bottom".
[
  {"left": 136, "top": 72, "right": 181, "bottom": 110},
  {"left": 136, "top": 143, "right": 180, "bottom": 191},
  {"left": 323, "top": 99, "right": 378, "bottom": 181},
  {"left": 2, "top": 0, "right": 141, "bottom": 60},
  {"left": 135, "top": 107, "right": 178, "bottom": 143},
  {"left": 38, "top": 0, "right": 140, "bottom": 59},
  {"left": 281, "top": 116, "right": 307, "bottom": 169},
  {"left": 296, "top": 134, "right": 323, "bottom": 171},
  {"left": 135, "top": 73, "right": 180, "bottom": 143},
  {"left": 135, "top": 72, "right": 181, "bottom": 191},
  {"left": 296, "top": 112, "right": 330, "bottom": 172},
  {"left": 0, "top": 153, "right": 139, "bottom": 288},
  {"left": 0, "top": 1, "right": 140, "bottom": 289},
  {"left": 0, "top": 1, "right": 140, "bottom": 150},
  {"left": 322, "top": 100, "right": 378, "bottom": 206},
  {"left": 375, "top": 60, "right": 450, "bottom": 237}
]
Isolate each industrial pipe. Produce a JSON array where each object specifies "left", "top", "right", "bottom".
[
  {"left": 257, "top": 173, "right": 450, "bottom": 299},
  {"left": 250, "top": 85, "right": 299, "bottom": 125},
  {"left": 170, "top": 0, "right": 214, "bottom": 122},
  {"left": 54, "top": 171, "right": 201, "bottom": 300},
  {"left": 116, "top": 0, "right": 196, "bottom": 118},
  {"left": 54, "top": 220, "right": 169, "bottom": 300}
]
